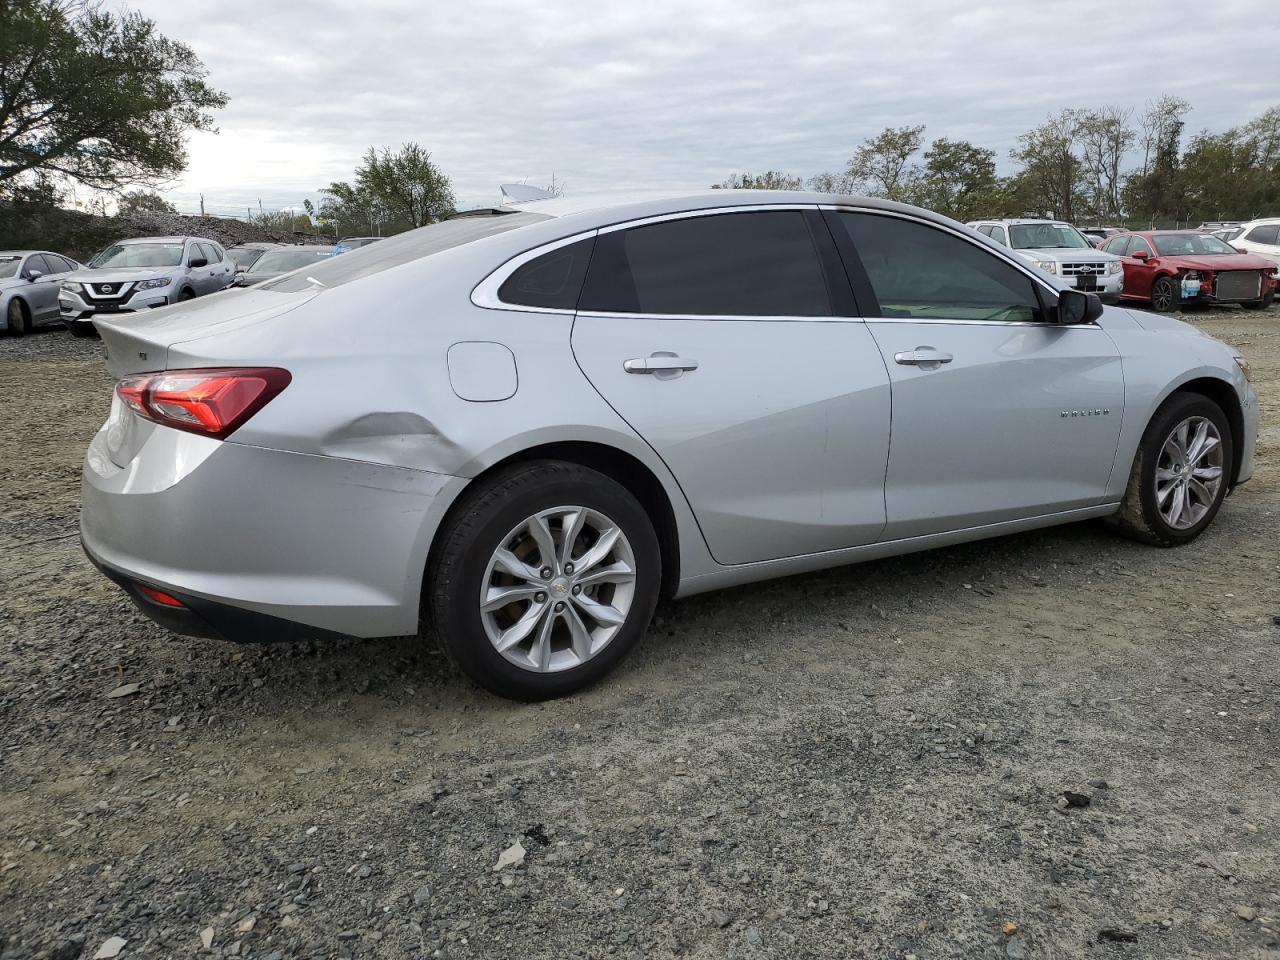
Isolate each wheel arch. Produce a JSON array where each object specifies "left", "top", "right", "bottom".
[
  {"left": 425, "top": 440, "right": 684, "bottom": 603},
  {"left": 6, "top": 294, "right": 30, "bottom": 324},
  {"left": 1159, "top": 375, "right": 1246, "bottom": 484}
]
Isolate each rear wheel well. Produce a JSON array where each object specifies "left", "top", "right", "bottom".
[
  {"left": 1170, "top": 377, "right": 1245, "bottom": 483},
  {"left": 431, "top": 442, "right": 681, "bottom": 600}
]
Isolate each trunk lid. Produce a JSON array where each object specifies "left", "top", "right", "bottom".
[{"left": 95, "top": 287, "right": 318, "bottom": 378}]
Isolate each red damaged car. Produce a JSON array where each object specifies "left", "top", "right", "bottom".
[{"left": 1101, "top": 230, "right": 1276, "bottom": 312}]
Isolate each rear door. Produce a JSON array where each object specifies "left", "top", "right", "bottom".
[
  {"left": 568, "top": 208, "right": 892, "bottom": 565},
  {"left": 827, "top": 209, "right": 1124, "bottom": 539}
]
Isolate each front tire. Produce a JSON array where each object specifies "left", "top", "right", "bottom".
[
  {"left": 427, "top": 461, "right": 661, "bottom": 700},
  {"left": 1108, "top": 393, "right": 1233, "bottom": 546},
  {"left": 1242, "top": 290, "right": 1274, "bottom": 311},
  {"left": 6, "top": 299, "right": 30, "bottom": 336},
  {"left": 1149, "top": 275, "right": 1180, "bottom": 313}
]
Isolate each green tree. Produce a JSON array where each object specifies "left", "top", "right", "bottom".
[
  {"left": 354, "top": 143, "right": 454, "bottom": 228},
  {"left": 847, "top": 125, "right": 925, "bottom": 201},
  {"left": 1009, "top": 111, "right": 1083, "bottom": 220},
  {"left": 713, "top": 171, "right": 803, "bottom": 190},
  {"left": 0, "top": 0, "right": 228, "bottom": 196},
  {"left": 115, "top": 189, "right": 176, "bottom": 216},
  {"left": 1124, "top": 96, "right": 1188, "bottom": 224},
  {"left": 912, "top": 138, "right": 999, "bottom": 221}
]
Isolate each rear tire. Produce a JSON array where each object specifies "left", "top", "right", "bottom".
[
  {"left": 6, "top": 299, "right": 30, "bottom": 336},
  {"left": 1149, "top": 275, "right": 1180, "bottom": 313},
  {"left": 427, "top": 461, "right": 661, "bottom": 700},
  {"left": 1107, "top": 393, "right": 1233, "bottom": 547}
]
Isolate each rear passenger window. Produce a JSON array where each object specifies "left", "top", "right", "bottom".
[
  {"left": 579, "top": 211, "right": 831, "bottom": 317},
  {"left": 976, "top": 225, "right": 993, "bottom": 237},
  {"left": 989, "top": 226, "right": 1007, "bottom": 246},
  {"left": 1245, "top": 224, "right": 1278, "bottom": 244},
  {"left": 836, "top": 212, "right": 1045, "bottom": 323},
  {"left": 498, "top": 237, "right": 595, "bottom": 310}
]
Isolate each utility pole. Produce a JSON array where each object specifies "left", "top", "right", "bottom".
[{"left": 200, "top": 193, "right": 205, "bottom": 217}]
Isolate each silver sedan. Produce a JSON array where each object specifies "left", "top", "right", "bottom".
[
  {"left": 81, "top": 191, "right": 1259, "bottom": 699},
  {"left": 1, "top": 250, "right": 83, "bottom": 335}
]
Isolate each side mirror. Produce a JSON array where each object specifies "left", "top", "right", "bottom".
[
  {"left": 1131, "top": 250, "right": 1148, "bottom": 261},
  {"left": 1058, "top": 289, "right": 1104, "bottom": 325},
  {"left": 1233, "top": 247, "right": 1247, "bottom": 255},
  {"left": 24, "top": 269, "right": 43, "bottom": 281},
  {"left": 188, "top": 257, "right": 208, "bottom": 268}
]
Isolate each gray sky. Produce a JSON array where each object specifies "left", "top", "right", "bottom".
[{"left": 126, "top": 0, "right": 1276, "bottom": 217}]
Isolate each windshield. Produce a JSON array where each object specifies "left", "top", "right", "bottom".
[
  {"left": 262, "top": 213, "right": 549, "bottom": 293},
  {"left": 91, "top": 242, "right": 185, "bottom": 268},
  {"left": 1153, "top": 234, "right": 1241, "bottom": 256},
  {"left": 228, "top": 247, "right": 269, "bottom": 269},
  {"left": 1008, "top": 223, "right": 1093, "bottom": 250},
  {"left": 251, "top": 249, "right": 335, "bottom": 274},
  {"left": 0, "top": 256, "right": 20, "bottom": 279},
  {"left": 1215, "top": 228, "right": 1243, "bottom": 243}
]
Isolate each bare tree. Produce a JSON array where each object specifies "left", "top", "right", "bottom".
[
  {"left": 713, "top": 171, "right": 804, "bottom": 190},
  {"left": 1076, "top": 106, "right": 1134, "bottom": 220},
  {"left": 1137, "top": 95, "right": 1189, "bottom": 176}
]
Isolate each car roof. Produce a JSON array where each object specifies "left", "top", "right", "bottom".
[
  {"left": 497, "top": 190, "right": 982, "bottom": 235},
  {"left": 113, "top": 236, "right": 194, "bottom": 244},
  {"left": 228, "top": 241, "right": 283, "bottom": 249},
  {"left": 0, "top": 250, "right": 41, "bottom": 257},
  {"left": 1239, "top": 217, "right": 1280, "bottom": 227}
]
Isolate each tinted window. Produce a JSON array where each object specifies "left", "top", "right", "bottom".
[
  {"left": 50, "top": 255, "right": 75, "bottom": 272},
  {"left": 989, "top": 226, "right": 1007, "bottom": 246},
  {"left": 203, "top": 242, "right": 223, "bottom": 262},
  {"left": 836, "top": 212, "right": 1045, "bottom": 323},
  {"left": 579, "top": 211, "right": 830, "bottom": 316},
  {"left": 976, "top": 225, "right": 993, "bottom": 237},
  {"left": 1103, "top": 236, "right": 1128, "bottom": 255},
  {"left": 1245, "top": 224, "right": 1278, "bottom": 244},
  {"left": 26, "top": 254, "right": 54, "bottom": 276},
  {"left": 498, "top": 238, "right": 595, "bottom": 309}
]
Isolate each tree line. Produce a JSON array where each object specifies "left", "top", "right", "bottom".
[{"left": 717, "top": 98, "right": 1280, "bottom": 226}]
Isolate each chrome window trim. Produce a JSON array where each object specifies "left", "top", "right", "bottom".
[
  {"left": 821, "top": 204, "right": 1103, "bottom": 330},
  {"left": 471, "top": 228, "right": 599, "bottom": 315},
  {"left": 575, "top": 311, "right": 865, "bottom": 324},
  {"left": 471, "top": 204, "right": 825, "bottom": 318}
]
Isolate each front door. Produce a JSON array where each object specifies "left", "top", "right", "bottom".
[
  {"left": 570, "top": 208, "right": 892, "bottom": 565},
  {"left": 829, "top": 210, "right": 1124, "bottom": 539}
]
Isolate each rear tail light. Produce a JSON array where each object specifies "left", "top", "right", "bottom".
[{"left": 115, "top": 367, "right": 291, "bottom": 440}]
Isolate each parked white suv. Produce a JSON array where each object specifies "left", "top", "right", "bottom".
[
  {"left": 60, "top": 236, "right": 236, "bottom": 336},
  {"left": 967, "top": 219, "right": 1125, "bottom": 303},
  {"left": 1231, "top": 219, "right": 1280, "bottom": 283}
]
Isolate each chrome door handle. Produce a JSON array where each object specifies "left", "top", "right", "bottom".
[
  {"left": 894, "top": 348, "right": 953, "bottom": 367},
  {"left": 623, "top": 355, "right": 699, "bottom": 374}
]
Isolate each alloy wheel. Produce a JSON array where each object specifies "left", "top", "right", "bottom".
[
  {"left": 1151, "top": 279, "right": 1175, "bottom": 312},
  {"left": 480, "top": 506, "right": 637, "bottom": 673},
  {"left": 1155, "top": 416, "right": 1224, "bottom": 530}
]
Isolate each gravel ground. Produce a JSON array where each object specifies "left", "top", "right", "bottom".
[{"left": 1, "top": 308, "right": 1278, "bottom": 960}]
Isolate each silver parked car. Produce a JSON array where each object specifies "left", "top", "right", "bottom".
[
  {"left": 1, "top": 250, "right": 83, "bottom": 335},
  {"left": 81, "top": 191, "right": 1259, "bottom": 699},
  {"left": 60, "top": 236, "right": 236, "bottom": 336},
  {"left": 231, "top": 245, "right": 336, "bottom": 286}
]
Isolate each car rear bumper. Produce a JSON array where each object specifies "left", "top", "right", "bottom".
[{"left": 81, "top": 420, "right": 464, "bottom": 640}]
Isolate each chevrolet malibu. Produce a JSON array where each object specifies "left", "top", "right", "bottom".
[{"left": 81, "top": 192, "right": 1259, "bottom": 699}]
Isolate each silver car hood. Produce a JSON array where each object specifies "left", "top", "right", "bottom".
[{"left": 66, "top": 267, "right": 180, "bottom": 284}]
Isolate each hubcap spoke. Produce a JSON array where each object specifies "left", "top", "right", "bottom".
[
  {"left": 495, "top": 602, "right": 546, "bottom": 652},
  {"left": 1187, "top": 477, "right": 1214, "bottom": 507},
  {"left": 572, "top": 592, "right": 627, "bottom": 627},
  {"left": 573, "top": 526, "right": 621, "bottom": 576},
  {"left": 562, "top": 603, "right": 594, "bottom": 661},
  {"left": 1192, "top": 465, "right": 1222, "bottom": 481},
  {"left": 559, "top": 510, "right": 586, "bottom": 569},
  {"left": 493, "top": 548, "right": 541, "bottom": 584},
  {"left": 530, "top": 608, "right": 556, "bottom": 671},
  {"left": 574, "top": 559, "right": 636, "bottom": 589},
  {"left": 482, "top": 584, "right": 543, "bottom": 613},
  {"left": 526, "top": 514, "right": 558, "bottom": 571}
]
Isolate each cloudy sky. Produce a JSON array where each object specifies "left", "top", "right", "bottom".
[{"left": 126, "top": 0, "right": 1275, "bottom": 217}]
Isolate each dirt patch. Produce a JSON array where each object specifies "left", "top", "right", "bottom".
[{"left": 1, "top": 309, "right": 1278, "bottom": 959}]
